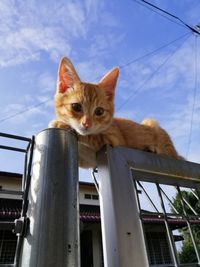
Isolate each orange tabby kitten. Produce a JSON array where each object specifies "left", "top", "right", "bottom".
[{"left": 49, "top": 57, "right": 183, "bottom": 168}]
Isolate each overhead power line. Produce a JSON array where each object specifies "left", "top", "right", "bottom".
[
  {"left": 0, "top": 98, "right": 52, "bottom": 124},
  {"left": 133, "top": 0, "right": 200, "bottom": 35},
  {"left": 132, "top": 0, "right": 185, "bottom": 29},
  {"left": 0, "top": 33, "right": 191, "bottom": 124},
  {"left": 119, "top": 32, "right": 190, "bottom": 69},
  {"left": 116, "top": 33, "right": 191, "bottom": 112},
  {"left": 131, "top": 0, "right": 200, "bottom": 158}
]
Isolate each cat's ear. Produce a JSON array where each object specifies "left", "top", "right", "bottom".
[
  {"left": 98, "top": 67, "right": 119, "bottom": 100},
  {"left": 57, "top": 57, "right": 81, "bottom": 93}
]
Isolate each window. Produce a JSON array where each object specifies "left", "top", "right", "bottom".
[
  {"left": 0, "top": 230, "right": 17, "bottom": 264},
  {"left": 84, "top": 194, "right": 99, "bottom": 200},
  {"left": 92, "top": 195, "right": 99, "bottom": 200},
  {"left": 145, "top": 231, "right": 172, "bottom": 265},
  {"left": 84, "top": 194, "right": 92, "bottom": 199}
]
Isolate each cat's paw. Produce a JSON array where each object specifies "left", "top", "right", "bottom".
[{"left": 48, "top": 119, "right": 71, "bottom": 130}]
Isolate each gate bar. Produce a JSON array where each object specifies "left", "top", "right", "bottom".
[
  {"left": 97, "top": 145, "right": 200, "bottom": 267},
  {"left": 18, "top": 128, "right": 80, "bottom": 267},
  {"left": 97, "top": 146, "right": 149, "bottom": 267}
]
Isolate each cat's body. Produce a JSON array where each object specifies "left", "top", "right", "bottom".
[{"left": 49, "top": 57, "right": 183, "bottom": 168}]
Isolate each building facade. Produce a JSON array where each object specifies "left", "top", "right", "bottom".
[{"left": 0, "top": 171, "right": 189, "bottom": 266}]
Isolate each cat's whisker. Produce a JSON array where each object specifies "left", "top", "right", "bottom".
[{"left": 49, "top": 56, "right": 183, "bottom": 169}]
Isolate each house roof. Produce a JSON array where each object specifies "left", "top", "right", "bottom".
[
  {"left": 80, "top": 205, "right": 101, "bottom": 222},
  {"left": 1, "top": 172, "right": 199, "bottom": 227},
  {"left": 142, "top": 215, "right": 200, "bottom": 226},
  {"left": 80, "top": 211, "right": 101, "bottom": 222},
  {"left": 1, "top": 200, "right": 200, "bottom": 228},
  {"left": 0, "top": 199, "right": 22, "bottom": 220}
]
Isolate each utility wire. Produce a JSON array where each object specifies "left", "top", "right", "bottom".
[
  {"left": 0, "top": 33, "right": 190, "bottom": 124},
  {"left": 132, "top": 0, "right": 200, "bottom": 35},
  {"left": 0, "top": 98, "right": 52, "bottom": 124},
  {"left": 119, "top": 32, "right": 190, "bottom": 69},
  {"left": 186, "top": 35, "right": 198, "bottom": 158},
  {"left": 132, "top": 0, "right": 200, "bottom": 158},
  {"left": 132, "top": 0, "right": 185, "bottom": 29},
  {"left": 116, "top": 33, "right": 191, "bottom": 112}
]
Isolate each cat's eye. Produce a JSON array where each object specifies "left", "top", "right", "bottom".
[
  {"left": 71, "top": 103, "right": 82, "bottom": 113},
  {"left": 95, "top": 107, "right": 104, "bottom": 116}
]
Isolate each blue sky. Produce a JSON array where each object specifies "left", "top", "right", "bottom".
[{"left": 0, "top": 0, "right": 200, "bottom": 181}]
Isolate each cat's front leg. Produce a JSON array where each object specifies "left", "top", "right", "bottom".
[
  {"left": 78, "top": 135, "right": 103, "bottom": 152},
  {"left": 48, "top": 119, "right": 71, "bottom": 130},
  {"left": 78, "top": 143, "right": 97, "bottom": 168}
]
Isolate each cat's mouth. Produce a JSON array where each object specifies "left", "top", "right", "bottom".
[
  {"left": 68, "top": 119, "right": 111, "bottom": 136},
  {"left": 75, "top": 127, "right": 95, "bottom": 136},
  {"left": 74, "top": 124, "right": 104, "bottom": 136}
]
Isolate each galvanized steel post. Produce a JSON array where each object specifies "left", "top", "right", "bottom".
[
  {"left": 97, "top": 145, "right": 200, "bottom": 267},
  {"left": 19, "top": 128, "right": 80, "bottom": 267},
  {"left": 97, "top": 146, "right": 149, "bottom": 267}
]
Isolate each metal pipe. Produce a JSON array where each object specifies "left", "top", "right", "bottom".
[
  {"left": 15, "top": 136, "right": 35, "bottom": 267},
  {"left": 136, "top": 181, "right": 160, "bottom": 212},
  {"left": 156, "top": 183, "right": 179, "bottom": 266},
  {"left": 18, "top": 128, "right": 80, "bottom": 267},
  {"left": 159, "top": 186, "right": 179, "bottom": 214},
  {"left": 0, "top": 132, "right": 31, "bottom": 142},
  {"left": 97, "top": 146, "right": 149, "bottom": 267}
]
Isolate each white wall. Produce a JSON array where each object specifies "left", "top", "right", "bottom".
[
  {"left": 79, "top": 184, "right": 99, "bottom": 206},
  {"left": 0, "top": 176, "right": 22, "bottom": 199}
]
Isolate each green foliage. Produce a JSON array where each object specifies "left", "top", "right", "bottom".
[
  {"left": 172, "top": 190, "right": 200, "bottom": 215},
  {"left": 178, "top": 239, "right": 198, "bottom": 263},
  {"left": 171, "top": 190, "right": 200, "bottom": 264}
]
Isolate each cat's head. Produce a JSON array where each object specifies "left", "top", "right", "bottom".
[{"left": 54, "top": 57, "right": 119, "bottom": 135}]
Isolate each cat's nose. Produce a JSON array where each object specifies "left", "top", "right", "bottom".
[{"left": 82, "top": 118, "right": 92, "bottom": 129}]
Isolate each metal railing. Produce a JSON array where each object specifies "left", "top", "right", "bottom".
[
  {"left": 0, "top": 132, "right": 34, "bottom": 267},
  {"left": 96, "top": 146, "right": 200, "bottom": 267},
  {"left": 17, "top": 129, "right": 80, "bottom": 267},
  {"left": 0, "top": 129, "right": 80, "bottom": 267},
  {"left": 1, "top": 131, "right": 200, "bottom": 267}
]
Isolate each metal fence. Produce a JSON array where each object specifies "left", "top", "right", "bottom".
[
  {"left": 96, "top": 145, "right": 200, "bottom": 267},
  {"left": 0, "top": 132, "right": 33, "bottom": 267},
  {"left": 0, "top": 130, "right": 200, "bottom": 267},
  {"left": 0, "top": 129, "right": 80, "bottom": 267},
  {"left": 19, "top": 129, "right": 80, "bottom": 267}
]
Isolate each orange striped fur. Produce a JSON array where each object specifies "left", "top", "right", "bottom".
[{"left": 49, "top": 57, "right": 183, "bottom": 168}]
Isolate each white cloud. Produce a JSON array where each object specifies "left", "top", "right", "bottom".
[
  {"left": 118, "top": 35, "right": 198, "bottom": 101},
  {"left": 114, "top": 37, "right": 200, "bottom": 162},
  {"left": 88, "top": 32, "right": 125, "bottom": 60},
  {"left": 2, "top": 102, "right": 46, "bottom": 124},
  {"left": 76, "top": 60, "right": 107, "bottom": 82},
  {"left": 37, "top": 72, "right": 55, "bottom": 93},
  {"left": 164, "top": 96, "right": 200, "bottom": 137},
  {"left": 0, "top": 0, "right": 101, "bottom": 67},
  {"left": 0, "top": 0, "right": 124, "bottom": 68},
  {"left": 0, "top": 90, "right": 55, "bottom": 129},
  {"left": 0, "top": 0, "right": 126, "bottom": 132}
]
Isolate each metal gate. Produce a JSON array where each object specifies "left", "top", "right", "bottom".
[
  {"left": 1, "top": 130, "right": 200, "bottom": 267},
  {"left": 96, "top": 145, "right": 200, "bottom": 267}
]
